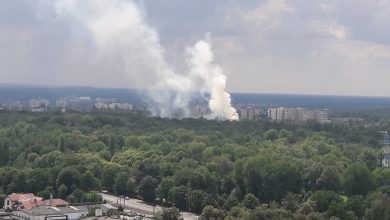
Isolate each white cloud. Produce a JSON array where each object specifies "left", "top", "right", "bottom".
[
  {"left": 310, "top": 20, "right": 349, "bottom": 40},
  {"left": 2, "top": 0, "right": 390, "bottom": 96},
  {"left": 241, "top": 0, "right": 294, "bottom": 30}
]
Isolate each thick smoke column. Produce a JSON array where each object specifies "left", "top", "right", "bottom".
[
  {"left": 187, "top": 40, "right": 239, "bottom": 120},
  {"left": 43, "top": 0, "right": 238, "bottom": 120}
]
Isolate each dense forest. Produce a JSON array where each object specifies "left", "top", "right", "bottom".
[{"left": 0, "top": 110, "right": 389, "bottom": 220}]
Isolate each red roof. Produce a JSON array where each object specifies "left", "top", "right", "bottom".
[
  {"left": 44, "top": 199, "right": 68, "bottom": 207},
  {"left": 8, "top": 193, "right": 35, "bottom": 202},
  {"left": 7, "top": 193, "right": 68, "bottom": 210},
  {"left": 19, "top": 198, "right": 45, "bottom": 209}
]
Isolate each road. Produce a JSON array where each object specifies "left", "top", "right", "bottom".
[{"left": 101, "top": 193, "right": 199, "bottom": 220}]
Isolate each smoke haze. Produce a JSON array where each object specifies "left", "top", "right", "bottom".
[{"left": 40, "top": 0, "right": 238, "bottom": 120}]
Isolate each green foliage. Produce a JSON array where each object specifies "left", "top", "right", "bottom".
[
  {"left": 0, "top": 111, "right": 387, "bottom": 219},
  {"left": 310, "top": 191, "right": 342, "bottom": 213},
  {"left": 200, "top": 205, "right": 225, "bottom": 220},
  {"left": 342, "top": 163, "right": 375, "bottom": 195},
  {"left": 139, "top": 176, "right": 158, "bottom": 202},
  {"left": 153, "top": 207, "right": 183, "bottom": 220},
  {"left": 168, "top": 186, "right": 188, "bottom": 210},
  {"left": 242, "top": 193, "right": 259, "bottom": 210},
  {"left": 85, "top": 191, "right": 101, "bottom": 203},
  {"left": 265, "top": 129, "right": 278, "bottom": 141}
]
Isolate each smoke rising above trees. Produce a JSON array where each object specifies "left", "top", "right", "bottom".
[{"left": 39, "top": 0, "right": 238, "bottom": 120}]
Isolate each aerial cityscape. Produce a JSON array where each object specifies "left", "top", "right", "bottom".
[{"left": 1, "top": 1, "right": 390, "bottom": 220}]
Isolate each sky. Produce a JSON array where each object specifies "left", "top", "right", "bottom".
[{"left": 1, "top": 0, "right": 390, "bottom": 96}]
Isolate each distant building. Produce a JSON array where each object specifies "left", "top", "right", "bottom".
[
  {"left": 108, "top": 103, "right": 132, "bottom": 111},
  {"left": 28, "top": 99, "right": 49, "bottom": 108},
  {"left": 55, "top": 99, "right": 68, "bottom": 108},
  {"left": 268, "top": 107, "right": 329, "bottom": 123},
  {"left": 94, "top": 102, "right": 108, "bottom": 110},
  {"left": 238, "top": 107, "right": 261, "bottom": 120},
  {"left": 381, "top": 132, "right": 390, "bottom": 168},
  {"left": 12, "top": 205, "right": 88, "bottom": 220},
  {"left": 4, "top": 193, "right": 67, "bottom": 211},
  {"left": 31, "top": 107, "right": 48, "bottom": 113}
]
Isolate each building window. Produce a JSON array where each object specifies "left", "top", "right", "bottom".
[{"left": 7, "top": 200, "right": 10, "bottom": 205}]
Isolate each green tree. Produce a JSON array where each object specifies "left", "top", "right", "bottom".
[
  {"left": 85, "top": 191, "right": 101, "bottom": 203},
  {"left": 139, "top": 176, "right": 158, "bottom": 202},
  {"left": 102, "top": 163, "right": 120, "bottom": 191},
  {"left": 0, "top": 139, "right": 9, "bottom": 166},
  {"left": 265, "top": 129, "right": 278, "bottom": 141},
  {"left": 57, "top": 184, "right": 68, "bottom": 199},
  {"left": 158, "top": 178, "right": 174, "bottom": 205},
  {"left": 342, "top": 163, "right": 375, "bottom": 195},
  {"left": 190, "top": 190, "right": 206, "bottom": 213},
  {"left": 200, "top": 205, "right": 225, "bottom": 220},
  {"left": 80, "top": 171, "right": 100, "bottom": 191},
  {"left": 242, "top": 193, "right": 259, "bottom": 210},
  {"left": 114, "top": 172, "right": 129, "bottom": 195},
  {"left": 364, "top": 192, "right": 390, "bottom": 220},
  {"left": 56, "top": 167, "right": 81, "bottom": 189},
  {"left": 153, "top": 207, "right": 183, "bottom": 220},
  {"left": 310, "top": 191, "right": 341, "bottom": 213},
  {"left": 168, "top": 186, "right": 188, "bottom": 210}
]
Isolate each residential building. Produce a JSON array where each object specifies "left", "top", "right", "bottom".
[
  {"left": 12, "top": 205, "right": 88, "bottom": 220},
  {"left": 238, "top": 107, "right": 261, "bottom": 120},
  {"left": 268, "top": 107, "right": 329, "bottom": 123},
  {"left": 28, "top": 99, "right": 49, "bottom": 108},
  {"left": 94, "top": 102, "right": 108, "bottom": 110},
  {"left": 4, "top": 193, "right": 67, "bottom": 211}
]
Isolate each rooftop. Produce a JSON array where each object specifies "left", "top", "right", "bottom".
[{"left": 19, "top": 206, "right": 88, "bottom": 216}]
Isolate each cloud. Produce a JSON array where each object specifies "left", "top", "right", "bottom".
[
  {"left": 310, "top": 20, "right": 349, "bottom": 40},
  {"left": 1, "top": 0, "right": 390, "bottom": 97},
  {"left": 241, "top": 0, "right": 294, "bottom": 30}
]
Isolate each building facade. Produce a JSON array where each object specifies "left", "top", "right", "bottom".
[{"left": 268, "top": 107, "right": 329, "bottom": 123}]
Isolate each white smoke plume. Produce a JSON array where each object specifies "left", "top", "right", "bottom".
[{"left": 40, "top": 0, "right": 238, "bottom": 120}]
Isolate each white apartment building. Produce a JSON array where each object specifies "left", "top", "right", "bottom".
[{"left": 268, "top": 107, "right": 329, "bottom": 123}]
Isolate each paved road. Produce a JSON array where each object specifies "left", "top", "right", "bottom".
[{"left": 101, "top": 193, "right": 199, "bottom": 220}]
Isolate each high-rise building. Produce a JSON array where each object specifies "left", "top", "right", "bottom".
[
  {"left": 238, "top": 107, "right": 260, "bottom": 120},
  {"left": 381, "top": 131, "right": 390, "bottom": 168},
  {"left": 268, "top": 107, "right": 328, "bottom": 123}
]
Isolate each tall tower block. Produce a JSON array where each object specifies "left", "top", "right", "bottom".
[{"left": 381, "top": 131, "right": 390, "bottom": 168}]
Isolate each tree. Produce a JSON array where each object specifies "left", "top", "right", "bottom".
[
  {"left": 58, "top": 136, "right": 65, "bottom": 153},
  {"left": 265, "top": 129, "right": 278, "bottom": 141},
  {"left": 310, "top": 191, "right": 341, "bottom": 213},
  {"left": 342, "top": 163, "right": 375, "bottom": 195},
  {"left": 56, "top": 167, "right": 81, "bottom": 189},
  {"left": 200, "top": 205, "right": 225, "bottom": 220},
  {"left": 316, "top": 166, "right": 341, "bottom": 191},
  {"left": 190, "top": 190, "right": 206, "bottom": 213},
  {"left": 243, "top": 193, "right": 259, "bottom": 210},
  {"left": 153, "top": 207, "right": 183, "bottom": 220},
  {"left": 364, "top": 192, "right": 390, "bottom": 220},
  {"left": 57, "top": 184, "right": 68, "bottom": 199},
  {"left": 85, "top": 191, "right": 101, "bottom": 203},
  {"left": 102, "top": 163, "right": 120, "bottom": 191},
  {"left": 0, "top": 139, "right": 9, "bottom": 166},
  {"left": 138, "top": 176, "right": 158, "bottom": 202},
  {"left": 158, "top": 178, "right": 174, "bottom": 205},
  {"left": 80, "top": 171, "right": 100, "bottom": 191},
  {"left": 13, "top": 171, "right": 27, "bottom": 192},
  {"left": 114, "top": 172, "right": 129, "bottom": 195},
  {"left": 279, "top": 129, "right": 294, "bottom": 143},
  {"left": 223, "top": 194, "right": 239, "bottom": 211},
  {"left": 345, "top": 195, "right": 365, "bottom": 218},
  {"left": 168, "top": 186, "right": 188, "bottom": 210}
]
